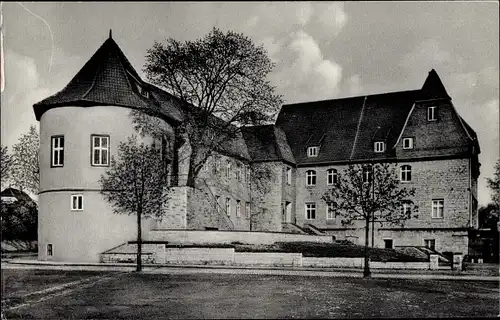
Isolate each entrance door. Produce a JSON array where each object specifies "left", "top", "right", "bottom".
[{"left": 384, "top": 239, "right": 393, "bottom": 249}]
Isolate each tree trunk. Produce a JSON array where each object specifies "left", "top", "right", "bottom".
[
  {"left": 363, "top": 215, "right": 371, "bottom": 278},
  {"left": 136, "top": 209, "right": 142, "bottom": 272}
]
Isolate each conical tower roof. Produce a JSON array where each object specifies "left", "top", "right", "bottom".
[{"left": 33, "top": 32, "right": 182, "bottom": 122}]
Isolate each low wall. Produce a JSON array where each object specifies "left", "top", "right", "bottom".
[
  {"left": 370, "top": 261, "right": 429, "bottom": 270},
  {"left": 234, "top": 252, "right": 302, "bottom": 267},
  {"left": 302, "top": 257, "right": 364, "bottom": 268},
  {"left": 146, "top": 229, "right": 333, "bottom": 245},
  {"left": 156, "top": 248, "right": 235, "bottom": 265}
]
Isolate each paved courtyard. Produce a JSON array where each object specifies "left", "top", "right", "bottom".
[{"left": 2, "top": 269, "right": 499, "bottom": 319}]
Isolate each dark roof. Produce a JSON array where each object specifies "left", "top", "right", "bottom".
[
  {"left": 241, "top": 125, "right": 295, "bottom": 163},
  {"left": 0, "top": 188, "right": 34, "bottom": 203},
  {"left": 33, "top": 34, "right": 183, "bottom": 123},
  {"left": 276, "top": 90, "right": 420, "bottom": 164},
  {"left": 420, "top": 69, "right": 451, "bottom": 100}
]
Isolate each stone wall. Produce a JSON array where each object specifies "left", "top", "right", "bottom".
[
  {"left": 250, "top": 162, "right": 283, "bottom": 231},
  {"left": 145, "top": 229, "right": 333, "bottom": 244},
  {"left": 234, "top": 252, "right": 302, "bottom": 266},
  {"left": 157, "top": 187, "right": 188, "bottom": 229}
]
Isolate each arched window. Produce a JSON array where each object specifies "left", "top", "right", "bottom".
[
  {"left": 327, "top": 169, "right": 338, "bottom": 186},
  {"left": 306, "top": 170, "right": 316, "bottom": 186},
  {"left": 400, "top": 165, "right": 412, "bottom": 182}
]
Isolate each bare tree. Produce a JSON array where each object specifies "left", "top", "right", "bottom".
[
  {"left": 142, "top": 27, "right": 283, "bottom": 187},
  {"left": 99, "top": 136, "right": 170, "bottom": 271},
  {"left": 9, "top": 126, "right": 40, "bottom": 194},
  {"left": 322, "top": 163, "right": 418, "bottom": 278}
]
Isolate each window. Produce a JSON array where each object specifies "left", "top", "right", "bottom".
[
  {"left": 305, "top": 202, "right": 316, "bottom": 220},
  {"left": 215, "top": 196, "right": 220, "bottom": 214},
  {"left": 91, "top": 135, "right": 109, "bottom": 166},
  {"left": 46, "top": 244, "right": 53, "bottom": 256},
  {"left": 384, "top": 239, "right": 393, "bottom": 249},
  {"left": 245, "top": 166, "right": 251, "bottom": 183},
  {"left": 326, "top": 202, "right": 335, "bottom": 220},
  {"left": 225, "top": 198, "right": 231, "bottom": 216},
  {"left": 286, "top": 167, "right": 292, "bottom": 185},
  {"left": 374, "top": 141, "right": 385, "bottom": 153},
  {"left": 401, "top": 201, "right": 412, "bottom": 218},
  {"left": 226, "top": 161, "right": 231, "bottom": 178},
  {"left": 236, "top": 166, "right": 242, "bottom": 181},
  {"left": 327, "top": 169, "right": 338, "bottom": 186},
  {"left": 427, "top": 106, "right": 437, "bottom": 121},
  {"left": 245, "top": 202, "right": 251, "bottom": 217},
  {"left": 71, "top": 194, "right": 83, "bottom": 211},
  {"left": 236, "top": 200, "right": 241, "bottom": 217},
  {"left": 402, "top": 137, "right": 414, "bottom": 149},
  {"left": 51, "top": 136, "right": 64, "bottom": 167},
  {"left": 424, "top": 239, "right": 436, "bottom": 250},
  {"left": 306, "top": 170, "right": 316, "bottom": 186},
  {"left": 431, "top": 199, "right": 444, "bottom": 218},
  {"left": 307, "top": 146, "right": 318, "bottom": 157},
  {"left": 400, "top": 165, "right": 412, "bottom": 182},
  {"left": 362, "top": 166, "right": 372, "bottom": 183},
  {"left": 214, "top": 157, "right": 220, "bottom": 174}
]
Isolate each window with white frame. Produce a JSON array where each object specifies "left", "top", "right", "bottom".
[
  {"left": 245, "top": 202, "right": 251, "bottom": 217},
  {"left": 326, "top": 202, "right": 335, "bottom": 220},
  {"left": 236, "top": 200, "right": 241, "bottom": 217},
  {"left": 225, "top": 198, "right": 231, "bottom": 216},
  {"left": 402, "top": 137, "right": 414, "bottom": 149},
  {"left": 427, "top": 106, "right": 437, "bottom": 121},
  {"left": 91, "top": 135, "right": 109, "bottom": 166},
  {"left": 306, "top": 170, "right": 316, "bottom": 186},
  {"left": 226, "top": 161, "right": 231, "bottom": 178},
  {"left": 51, "top": 136, "right": 64, "bottom": 167},
  {"left": 401, "top": 201, "right": 412, "bottom": 218},
  {"left": 400, "top": 165, "right": 412, "bottom": 182},
  {"left": 307, "top": 146, "right": 318, "bottom": 157},
  {"left": 374, "top": 141, "right": 385, "bottom": 153},
  {"left": 431, "top": 199, "right": 444, "bottom": 218},
  {"left": 71, "top": 194, "right": 83, "bottom": 211},
  {"left": 215, "top": 196, "right": 220, "bottom": 213},
  {"left": 327, "top": 169, "right": 338, "bottom": 186},
  {"left": 424, "top": 239, "right": 436, "bottom": 250},
  {"left": 286, "top": 167, "right": 292, "bottom": 185},
  {"left": 46, "top": 244, "right": 53, "bottom": 256},
  {"left": 305, "top": 202, "right": 316, "bottom": 220},
  {"left": 362, "top": 166, "right": 372, "bottom": 183}
]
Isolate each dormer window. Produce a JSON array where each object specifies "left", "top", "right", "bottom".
[
  {"left": 402, "top": 137, "right": 414, "bottom": 150},
  {"left": 307, "top": 146, "right": 318, "bottom": 157},
  {"left": 136, "top": 83, "right": 149, "bottom": 98},
  {"left": 374, "top": 141, "right": 385, "bottom": 153},
  {"left": 427, "top": 106, "right": 437, "bottom": 121}
]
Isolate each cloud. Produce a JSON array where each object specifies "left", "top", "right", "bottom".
[{"left": 239, "top": 3, "right": 348, "bottom": 103}]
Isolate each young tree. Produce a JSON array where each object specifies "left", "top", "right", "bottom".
[
  {"left": 143, "top": 27, "right": 283, "bottom": 187},
  {"left": 322, "top": 163, "right": 418, "bottom": 278},
  {"left": 10, "top": 125, "right": 40, "bottom": 194},
  {"left": 99, "top": 136, "right": 170, "bottom": 272},
  {"left": 1, "top": 145, "right": 13, "bottom": 187},
  {"left": 486, "top": 159, "right": 500, "bottom": 208},
  {"left": 1, "top": 198, "right": 38, "bottom": 251}
]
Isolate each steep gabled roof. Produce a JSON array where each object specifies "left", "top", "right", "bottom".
[
  {"left": 33, "top": 33, "right": 182, "bottom": 124},
  {"left": 241, "top": 125, "right": 295, "bottom": 163},
  {"left": 276, "top": 90, "right": 419, "bottom": 164}
]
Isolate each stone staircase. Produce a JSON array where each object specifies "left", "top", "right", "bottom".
[
  {"left": 303, "top": 224, "right": 325, "bottom": 235},
  {"left": 281, "top": 223, "right": 307, "bottom": 234}
]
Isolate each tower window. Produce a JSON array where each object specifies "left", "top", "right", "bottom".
[
  {"left": 91, "top": 135, "right": 110, "bottom": 166},
  {"left": 51, "top": 136, "right": 65, "bottom": 167},
  {"left": 71, "top": 194, "right": 83, "bottom": 211}
]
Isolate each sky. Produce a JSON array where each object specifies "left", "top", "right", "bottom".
[{"left": 1, "top": 2, "right": 499, "bottom": 205}]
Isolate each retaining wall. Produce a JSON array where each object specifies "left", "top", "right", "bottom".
[{"left": 146, "top": 229, "right": 333, "bottom": 245}]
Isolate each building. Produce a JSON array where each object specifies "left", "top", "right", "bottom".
[{"left": 34, "top": 34, "right": 480, "bottom": 262}]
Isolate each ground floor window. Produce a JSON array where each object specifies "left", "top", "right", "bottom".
[
  {"left": 71, "top": 194, "right": 83, "bottom": 211},
  {"left": 424, "top": 239, "right": 436, "bottom": 250},
  {"left": 305, "top": 203, "right": 316, "bottom": 220},
  {"left": 47, "top": 244, "right": 53, "bottom": 256},
  {"left": 384, "top": 239, "right": 393, "bottom": 249}
]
